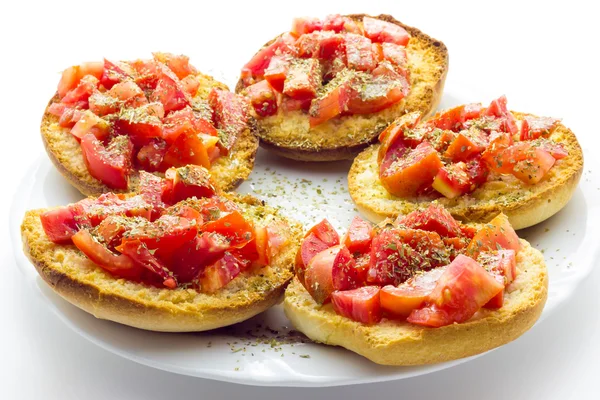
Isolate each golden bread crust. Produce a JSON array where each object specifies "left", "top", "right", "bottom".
[
  {"left": 283, "top": 239, "right": 547, "bottom": 365},
  {"left": 235, "top": 14, "right": 449, "bottom": 162},
  {"left": 348, "top": 113, "right": 584, "bottom": 229},
  {"left": 21, "top": 194, "right": 302, "bottom": 332},
  {"left": 41, "top": 71, "right": 258, "bottom": 197}
]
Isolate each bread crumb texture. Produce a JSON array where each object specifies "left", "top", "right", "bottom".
[
  {"left": 21, "top": 194, "right": 301, "bottom": 332},
  {"left": 283, "top": 239, "right": 548, "bottom": 365},
  {"left": 349, "top": 113, "right": 584, "bottom": 229},
  {"left": 41, "top": 72, "right": 258, "bottom": 197}
]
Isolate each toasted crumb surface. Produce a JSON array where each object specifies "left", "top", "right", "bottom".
[
  {"left": 236, "top": 14, "right": 449, "bottom": 161},
  {"left": 21, "top": 194, "right": 302, "bottom": 332},
  {"left": 348, "top": 113, "right": 584, "bottom": 229},
  {"left": 284, "top": 239, "right": 548, "bottom": 365},
  {"left": 41, "top": 71, "right": 258, "bottom": 197}
]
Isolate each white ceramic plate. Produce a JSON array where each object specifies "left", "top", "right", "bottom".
[{"left": 11, "top": 88, "right": 599, "bottom": 387}]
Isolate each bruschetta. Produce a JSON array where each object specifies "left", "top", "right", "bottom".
[
  {"left": 348, "top": 96, "right": 584, "bottom": 229},
  {"left": 42, "top": 53, "right": 258, "bottom": 196},
  {"left": 284, "top": 205, "right": 547, "bottom": 365},
  {"left": 21, "top": 165, "right": 301, "bottom": 332},
  {"left": 236, "top": 14, "right": 448, "bottom": 161}
]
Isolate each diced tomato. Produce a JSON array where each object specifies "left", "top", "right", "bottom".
[
  {"left": 170, "top": 232, "right": 230, "bottom": 282},
  {"left": 486, "top": 141, "right": 556, "bottom": 183},
  {"left": 163, "top": 131, "right": 210, "bottom": 169},
  {"left": 380, "top": 142, "right": 443, "bottom": 197},
  {"left": 346, "top": 70, "right": 407, "bottom": 114},
  {"left": 282, "top": 96, "right": 312, "bottom": 113},
  {"left": 80, "top": 193, "right": 152, "bottom": 226},
  {"left": 291, "top": 17, "right": 323, "bottom": 36},
  {"left": 192, "top": 196, "right": 240, "bottom": 222},
  {"left": 372, "top": 43, "right": 384, "bottom": 62},
  {"left": 381, "top": 43, "right": 409, "bottom": 69},
  {"left": 149, "top": 65, "right": 190, "bottom": 113},
  {"left": 282, "top": 58, "right": 321, "bottom": 99},
  {"left": 296, "top": 232, "right": 329, "bottom": 286},
  {"left": 305, "top": 219, "right": 340, "bottom": 247},
  {"left": 323, "top": 14, "right": 345, "bottom": 32},
  {"left": 116, "top": 240, "right": 177, "bottom": 288},
  {"left": 171, "top": 165, "right": 217, "bottom": 202},
  {"left": 137, "top": 171, "right": 166, "bottom": 213},
  {"left": 465, "top": 156, "right": 489, "bottom": 186},
  {"left": 88, "top": 92, "right": 119, "bottom": 116},
  {"left": 72, "top": 229, "right": 142, "bottom": 280},
  {"left": 295, "top": 32, "right": 323, "bottom": 58},
  {"left": 100, "top": 59, "right": 133, "bottom": 90},
  {"left": 396, "top": 204, "right": 463, "bottom": 238},
  {"left": 478, "top": 249, "right": 517, "bottom": 308},
  {"left": 122, "top": 214, "right": 197, "bottom": 252},
  {"left": 445, "top": 128, "right": 488, "bottom": 162},
  {"left": 153, "top": 52, "right": 197, "bottom": 80},
  {"left": 344, "top": 33, "right": 376, "bottom": 71},
  {"left": 199, "top": 252, "right": 244, "bottom": 293},
  {"left": 180, "top": 74, "right": 201, "bottom": 96},
  {"left": 94, "top": 215, "right": 136, "bottom": 249},
  {"left": 533, "top": 139, "right": 568, "bottom": 160},
  {"left": 304, "top": 245, "right": 341, "bottom": 304},
  {"left": 407, "top": 255, "right": 503, "bottom": 327},
  {"left": 380, "top": 267, "right": 446, "bottom": 319},
  {"left": 431, "top": 103, "right": 483, "bottom": 131},
  {"left": 331, "top": 286, "right": 382, "bottom": 324},
  {"left": 40, "top": 204, "right": 90, "bottom": 244},
  {"left": 62, "top": 75, "right": 99, "bottom": 105},
  {"left": 466, "top": 213, "right": 520, "bottom": 258},
  {"left": 240, "top": 33, "right": 297, "bottom": 83},
  {"left": 308, "top": 78, "right": 352, "bottom": 126},
  {"left": 246, "top": 80, "right": 278, "bottom": 117},
  {"left": 264, "top": 56, "right": 291, "bottom": 92},
  {"left": 341, "top": 17, "right": 362, "bottom": 34},
  {"left": 377, "top": 112, "right": 421, "bottom": 164},
  {"left": 520, "top": 116, "right": 559, "bottom": 141},
  {"left": 57, "top": 66, "right": 81, "bottom": 99},
  {"left": 330, "top": 245, "right": 362, "bottom": 291},
  {"left": 481, "top": 130, "right": 513, "bottom": 167},
  {"left": 136, "top": 139, "right": 168, "bottom": 172},
  {"left": 203, "top": 211, "right": 254, "bottom": 248},
  {"left": 343, "top": 216, "right": 373, "bottom": 253},
  {"left": 432, "top": 162, "right": 473, "bottom": 199},
  {"left": 208, "top": 88, "right": 248, "bottom": 154},
  {"left": 363, "top": 16, "right": 410, "bottom": 46},
  {"left": 80, "top": 134, "right": 132, "bottom": 190},
  {"left": 240, "top": 225, "right": 270, "bottom": 267},
  {"left": 108, "top": 80, "right": 147, "bottom": 108},
  {"left": 484, "top": 95, "right": 518, "bottom": 134},
  {"left": 70, "top": 110, "right": 110, "bottom": 141},
  {"left": 113, "top": 105, "right": 163, "bottom": 144},
  {"left": 367, "top": 228, "right": 449, "bottom": 286},
  {"left": 130, "top": 59, "right": 162, "bottom": 90},
  {"left": 162, "top": 106, "right": 217, "bottom": 143}
]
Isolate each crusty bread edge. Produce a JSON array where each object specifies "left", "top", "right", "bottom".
[
  {"left": 235, "top": 13, "right": 449, "bottom": 162},
  {"left": 21, "top": 195, "right": 300, "bottom": 332},
  {"left": 283, "top": 240, "right": 548, "bottom": 365},
  {"left": 348, "top": 117, "right": 584, "bottom": 230}
]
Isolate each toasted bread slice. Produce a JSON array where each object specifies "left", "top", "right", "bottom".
[
  {"left": 235, "top": 14, "right": 449, "bottom": 162},
  {"left": 348, "top": 113, "right": 584, "bottom": 229},
  {"left": 42, "top": 72, "right": 259, "bottom": 197},
  {"left": 21, "top": 194, "right": 301, "bottom": 332},
  {"left": 284, "top": 239, "right": 547, "bottom": 365}
]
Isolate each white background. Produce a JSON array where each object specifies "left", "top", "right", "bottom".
[{"left": 1, "top": 0, "right": 599, "bottom": 398}]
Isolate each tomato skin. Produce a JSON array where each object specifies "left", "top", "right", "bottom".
[
  {"left": 149, "top": 65, "right": 191, "bottom": 113},
  {"left": 163, "top": 131, "right": 210, "bottom": 169},
  {"left": 100, "top": 59, "right": 133, "bottom": 90},
  {"left": 241, "top": 33, "right": 297, "bottom": 82},
  {"left": 40, "top": 205, "right": 90, "bottom": 244},
  {"left": 408, "top": 255, "right": 504, "bottom": 327},
  {"left": 380, "top": 142, "right": 443, "bottom": 198},
  {"left": 430, "top": 104, "right": 483, "bottom": 131},
  {"left": 304, "top": 246, "right": 339, "bottom": 304},
  {"left": 305, "top": 219, "right": 340, "bottom": 247},
  {"left": 444, "top": 128, "right": 488, "bottom": 162},
  {"left": 343, "top": 216, "right": 374, "bottom": 253},
  {"left": 331, "top": 245, "right": 360, "bottom": 291},
  {"left": 484, "top": 95, "right": 518, "bottom": 134},
  {"left": 308, "top": 79, "right": 351, "bottom": 126},
  {"left": 510, "top": 148, "right": 555, "bottom": 184},
  {"left": 116, "top": 240, "right": 177, "bottom": 288},
  {"left": 331, "top": 286, "right": 382, "bottom": 324},
  {"left": 122, "top": 214, "right": 197, "bottom": 251},
  {"left": 478, "top": 249, "right": 517, "bottom": 308},
  {"left": 62, "top": 75, "right": 99, "bottom": 105},
  {"left": 296, "top": 232, "right": 329, "bottom": 286},
  {"left": 246, "top": 80, "right": 278, "bottom": 117},
  {"left": 80, "top": 134, "right": 133, "bottom": 190},
  {"left": 153, "top": 52, "right": 196, "bottom": 80},
  {"left": 202, "top": 211, "right": 254, "bottom": 248},
  {"left": 466, "top": 213, "right": 520, "bottom": 258},
  {"left": 378, "top": 111, "right": 421, "bottom": 164},
  {"left": 380, "top": 267, "right": 446, "bottom": 319},
  {"left": 323, "top": 14, "right": 345, "bottom": 32},
  {"left": 171, "top": 165, "right": 217, "bottom": 202},
  {"left": 291, "top": 17, "right": 323, "bottom": 36},
  {"left": 264, "top": 55, "right": 291, "bottom": 92},
  {"left": 113, "top": 105, "right": 164, "bottom": 145},
  {"left": 72, "top": 229, "right": 142, "bottom": 280},
  {"left": 362, "top": 16, "right": 410, "bottom": 46},
  {"left": 199, "top": 252, "right": 244, "bottom": 293},
  {"left": 170, "top": 232, "right": 230, "bottom": 283},
  {"left": 80, "top": 193, "right": 152, "bottom": 226}
]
